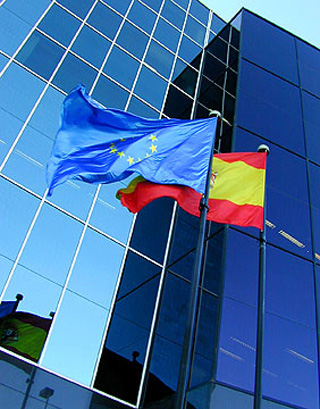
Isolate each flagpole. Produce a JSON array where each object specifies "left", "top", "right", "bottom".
[
  {"left": 254, "top": 144, "right": 270, "bottom": 409},
  {"left": 174, "top": 111, "right": 221, "bottom": 409}
]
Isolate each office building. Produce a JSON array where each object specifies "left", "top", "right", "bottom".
[{"left": 0, "top": 0, "right": 319, "bottom": 408}]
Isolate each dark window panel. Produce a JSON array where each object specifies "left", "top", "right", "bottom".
[
  {"left": 92, "top": 75, "right": 129, "bottom": 109},
  {"left": 231, "top": 26, "right": 240, "bottom": 49},
  {"left": 202, "top": 230, "right": 225, "bottom": 294},
  {"left": 263, "top": 314, "right": 319, "bottom": 408},
  {"left": 57, "top": 0, "right": 94, "bottom": 19},
  {"left": 87, "top": 3, "right": 122, "bottom": 40},
  {"left": 203, "top": 52, "right": 226, "bottom": 83},
  {"left": 128, "top": 1, "right": 157, "bottom": 34},
  {"left": 184, "top": 15, "right": 206, "bottom": 46},
  {"left": 52, "top": 53, "right": 97, "bottom": 94},
  {"left": 38, "top": 4, "right": 81, "bottom": 47},
  {"left": 163, "top": 84, "right": 193, "bottom": 118},
  {"left": 130, "top": 197, "right": 173, "bottom": 263},
  {"left": 71, "top": 25, "right": 111, "bottom": 69},
  {"left": 241, "top": 10, "right": 299, "bottom": 84},
  {"left": 297, "top": 39, "right": 320, "bottom": 98},
  {"left": 237, "top": 59, "right": 305, "bottom": 155},
  {"left": 103, "top": 46, "right": 139, "bottom": 89},
  {"left": 215, "top": 24, "right": 231, "bottom": 43},
  {"left": 216, "top": 298, "right": 257, "bottom": 392},
  {"left": 116, "top": 21, "right": 149, "bottom": 60},
  {"left": 302, "top": 91, "right": 320, "bottom": 165},
  {"left": 161, "top": 1, "right": 186, "bottom": 30},
  {"left": 198, "top": 78, "right": 223, "bottom": 112},
  {"left": 172, "top": 59, "right": 198, "bottom": 96},
  {"left": 134, "top": 66, "right": 168, "bottom": 110},
  {"left": 95, "top": 271, "right": 161, "bottom": 403},
  {"left": 154, "top": 18, "right": 181, "bottom": 53},
  {"left": 16, "top": 31, "right": 64, "bottom": 80},
  {"left": 206, "top": 36, "right": 228, "bottom": 63}
]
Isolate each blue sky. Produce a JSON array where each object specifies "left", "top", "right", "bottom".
[{"left": 202, "top": 0, "right": 320, "bottom": 49}]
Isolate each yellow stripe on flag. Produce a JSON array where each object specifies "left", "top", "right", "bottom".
[{"left": 209, "top": 157, "right": 266, "bottom": 207}]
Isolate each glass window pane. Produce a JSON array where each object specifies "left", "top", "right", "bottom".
[
  {"left": 302, "top": 91, "right": 320, "bottom": 165},
  {"left": 89, "top": 182, "right": 134, "bottom": 243},
  {"left": 16, "top": 31, "right": 64, "bottom": 80},
  {"left": 184, "top": 16, "right": 206, "bottom": 46},
  {"left": 161, "top": 1, "right": 185, "bottom": 30},
  {"left": 134, "top": 66, "right": 167, "bottom": 110},
  {"left": 38, "top": 5, "right": 81, "bottom": 47},
  {"left": 297, "top": 39, "right": 320, "bottom": 98},
  {"left": 0, "top": 109, "right": 23, "bottom": 164},
  {"left": 0, "top": 255, "right": 13, "bottom": 294},
  {"left": 128, "top": 96, "right": 160, "bottom": 119},
  {"left": 142, "top": 0, "right": 162, "bottom": 12},
  {"left": 94, "top": 261, "right": 161, "bottom": 403},
  {"left": 116, "top": 21, "right": 149, "bottom": 60},
  {"left": 0, "top": 7, "right": 31, "bottom": 55},
  {"left": 172, "top": 59, "right": 198, "bottom": 96},
  {"left": 263, "top": 314, "right": 319, "bottom": 408},
  {"left": 164, "top": 84, "right": 193, "bottom": 119},
  {"left": 3, "top": 126, "right": 52, "bottom": 195},
  {"left": 211, "top": 14, "right": 227, "bottom": 34},
  {"left": 41, "top": 291, "right": 108, "bottom": 385},
  {"left": 29, "top": 86, "right": 65, "bottom": 140},
  {"left": 104, "top": 0, "right": 131, "bottom": 15},
  {"left": 71, "top": 25, "right": 111, "bottom": 69},
  {"left": 53, "top": 53, "right": 96, "bottom": 94},
  {"left": 19, "top": 204, "right": 83, "bottom": 285},
  {"left": 267, "top": 246, "right": 316, "bottom": 328},
  {"left": 87, "top": 3, "right": 122, "bottom": 40},
  {"left": 237, "top": 60, "right": 305, "bottom": 155},
  {"left": 4, "top": 0, "right": 50, "bottom": 26},
  {"left": 0, "top": 179, "right": 39, "bottom": 261},
  {"left": 145, "top": 40, "right": 175, "bottom": 78},
  {"left": 103, "top": 46, "right": 139, "bottom": 89},
  {"left": 190, "top": 1, "right": 209, "bottom": 25},
  {"left": 92, "top": 75, "right": 129, "bottom": 109},
  {"left": 209, "top": 384, "right": 254, "bottom": 408},
  {"left": 241, "top": 11, "right": 299, "bottom": 84},
  {"left": 130, "top": 197, "right": 173, "bottom": 263},
  {"left": 128, "top": 1, "right": 157, "bottom": 34},
  {"left": 58, "top": 0, "right": 94, "bottom": 19},
  {"left": 217, "top": 298, "right": 257, "bottom": 392},
  {"left": 179, "top": 35, "right": 202, "bottom": 66},
  {"left": 154, "top": 18, "right": 181, "bottom": 53}
]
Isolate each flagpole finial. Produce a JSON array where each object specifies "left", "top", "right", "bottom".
[
  {"left": 209, "top": 110, "right": 221, "bottom": 118},
  {"left": 258, "top": 144, "right": 270, "bottom": 155}
]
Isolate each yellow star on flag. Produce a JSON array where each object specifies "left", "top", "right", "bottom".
[
  {"left": 149, "top": 134, "right": 158, "bottom": 142},
  {"left": 150, "top": 144, "right": 157, "bottom": 153},
  {"left": 118, "top": 151, "right": 125, "bottom": 158},
  {"left": 127, "top": 156, "right": 134, "bottom": 165}
]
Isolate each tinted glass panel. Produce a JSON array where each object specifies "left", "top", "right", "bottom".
[
  {"left": 0, "top": 7, "right": 31, "bottom": 55},
  {"left": 172, "top": 59, "right": 198, "bottom": 96},
  {"left": 302, "top": 91, "right": 320, "bottom": 165},
  {"left": 241, "top": 11, "right": 298, "bottom": 84},
  {"left": 92, "top": 75, "right": 129, "bottom": 109},
  {"left": 71, "top": 25, "right": 111, "bottom": 69},
  {"left": 38, "top": 5, "right": 80, "bottom": 47},
  {"left": 161, "top": 1, "right": 185, "bottom": 30},
  {"left": 154, "top": 18, "right": 181, "bottom": 53},
  {"left": 103, "top": 46, "right": 139, "bottom": 89},
  {"left": 105, "top": 0, "right": 131, "bottom": 15},
  {"left": 142, "top": 0, "right": 162, "bottom": 12},
  {"left": 16, "top": 31, "right": 64, "bottom": 80},
  {"left": 237, "top": 60, "right": 304, "bottom": 154},
  {"left": 4, "top": 0, "right": 50, "bottom": 26},
  {"left": 53, "top": 53, "right": 96, "bottom": 93},
  {"left": 128, "top": 1, "right": 157, "bottom": 34},
  {"left": 58, "top": 0, "right": 94, "bottom": 18},
  {"left": 190, "top": 1, "right": 209, "bottom": 25},
  {"left": 184, "top": 15, "right": 206, "bottom": 46},
  {"left": 134, "top": 66, "right": 167, "bottom": 110},
  {"left": 88, "top": 3, "right": 122, "bottom": 40},
  {"left": 145, "top": 41, "right": 175, "bottom": 78},
  {"left": 128, "top": 97, "right": 160, "bottom": 119},
  {"left": 297, "top": 39, "right": 320, "bottom": 98},
  {"left": 179, "top": 36, "right": 202, "bottom": 66},
  {"left": 116, "top": 21, "right": 149, "bottom": 60}
]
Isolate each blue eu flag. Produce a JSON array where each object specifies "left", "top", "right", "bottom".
[{"left": 46, "top": 86, "right": 217, "bottom": 196}]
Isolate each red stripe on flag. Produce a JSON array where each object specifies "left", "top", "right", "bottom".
[{"left": 215, "top": 152, "right": 267, "bottom": 169}]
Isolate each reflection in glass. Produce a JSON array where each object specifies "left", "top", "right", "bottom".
[
  {"left": 116, "top": 21, "right": 149, "bottom": 60},
  {"left": 184, "top": 15, "right": 206, "bottom": 46},
  {"left": 87, "top": 3, "right": 122, "bottom": 40},
  {"left": 154, "top": 18, "right": 181, "bottom": 53},
  {"left": 0, "top": 7, "right": 31, "bottom": 55},
  {"left": 145, "top": 40, "right": 175, "bottom": 79},
  {"left": 128, "top": 1, "right": 157, "bottom": 34},
  {"left": 92, "top": 75, "right": 129, "bottom": 109},
  {"left": 134, "top": 66, "right": 168, "bottom": 111},
  {"left": 161, "top": 1, "right": 185, "bottom": 30},
  {"left": 128, "top": 96, "right": 159, "bottom": 119},
  {"left": 58, "top": 0, "right": 94, "bottom": 19}
]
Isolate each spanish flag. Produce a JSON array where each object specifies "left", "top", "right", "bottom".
[
  {"left": 117, "top": 152, "right": 267, "bottom": 230},
  {"left": 0, "top": 312, "right": 51, "bottom": 362}
]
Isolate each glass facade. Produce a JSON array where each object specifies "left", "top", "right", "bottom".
[{"left": 0, "top": 2, "right": 319, "bottom": 409}]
